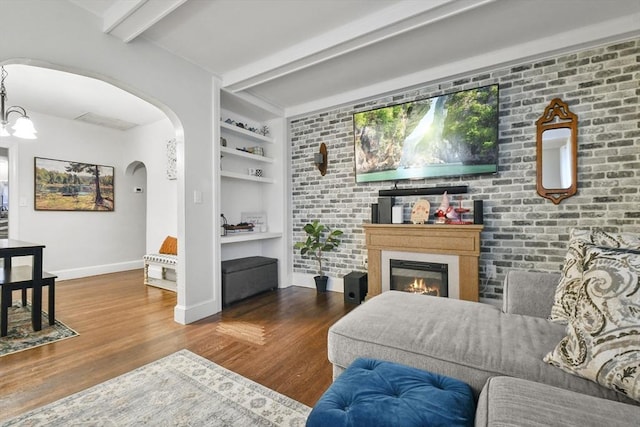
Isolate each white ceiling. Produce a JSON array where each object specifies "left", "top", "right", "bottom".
[{"left": 5, "top": 0, "right": 640, "bottom": 129}]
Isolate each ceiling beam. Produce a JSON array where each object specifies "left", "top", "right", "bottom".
[
  {"left": 223, "top": 0, "right": 496, "bottom": 92},
  {"left": 103, "top": 0, "right": 189, "bottom": 43},
  {"left": 284, "top": 14, "right": 640, "bottom": 118}
]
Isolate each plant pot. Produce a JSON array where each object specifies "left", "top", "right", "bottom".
[{"left": 314, "top": 275, "right": 328, "bottom": 293}]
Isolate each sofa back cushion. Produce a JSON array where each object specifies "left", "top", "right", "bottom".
[
  {"left": 549, "top": 228, "right": 640, "bottom": 324},
  {"left": 545, "top": 246, "right": 640, "bottom": 402}
]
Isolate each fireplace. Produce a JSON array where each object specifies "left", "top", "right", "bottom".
[
  {"left": 365, "top": 224, "right": 481, "bottom": 301},
  {"left": 390, "top": 259, "right": 448, "bottom": 297}
]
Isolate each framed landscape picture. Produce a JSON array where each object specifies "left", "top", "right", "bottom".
[{"left": 34, "top": 157, "right": 115, "bottom": 211}]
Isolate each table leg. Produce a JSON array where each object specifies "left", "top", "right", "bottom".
[
  {"left": 32, "top": 249, "right": 43, "bottom": 332},
  {"left": 48, "top": 280, "right": 55, "bottom": 326},
  {"left": 1, "top": 285, "right": 9, "bottom": 337}
]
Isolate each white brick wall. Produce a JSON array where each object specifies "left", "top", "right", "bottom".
[{"left": 290, "top": 38, "right": 640, "bottom": 301}]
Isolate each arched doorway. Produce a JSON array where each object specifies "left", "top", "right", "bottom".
[{"left": 2, "top": 62, "right": 182, "bottom": 309}]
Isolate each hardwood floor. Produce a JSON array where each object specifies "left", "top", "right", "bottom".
[{"left": 0, "top": 269, "right": 355, "bottom": 422}]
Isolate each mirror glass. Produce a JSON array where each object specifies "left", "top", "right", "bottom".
[
  {"left": 536, "top": 98, "right": 577, "bottom": 204},
  {"left": 541, "top": 128, "right": 572, "bottom": 189}
]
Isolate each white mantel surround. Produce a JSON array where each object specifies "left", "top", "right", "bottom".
[
  {"left": 381, "top": 251, "right": 460, "bottom": 299},
  {"left": 363, "top": 224, "right": 483, "bottom": 301}
]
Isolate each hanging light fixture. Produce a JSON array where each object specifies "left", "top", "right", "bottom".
[{"left": 0, "top": 66, "right": 37, "bottom": 139}]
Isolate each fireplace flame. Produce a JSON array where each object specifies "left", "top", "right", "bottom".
[{"left": 406, "top": 278, "right": 440, "bottom": 296}]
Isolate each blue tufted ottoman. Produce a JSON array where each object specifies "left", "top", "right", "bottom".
[{"left": 307, "top": 358, "right": 475, "bottom": 427}]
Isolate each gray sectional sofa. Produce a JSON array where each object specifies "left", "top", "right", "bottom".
[{"left": 328, "top": 270, "right": 640, "bottom": 426}]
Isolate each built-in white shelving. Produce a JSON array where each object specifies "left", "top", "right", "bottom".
[
  {"left": 220, "top": 121, "right": 274, "bottom": 144},
  {"left": 220, "top": 170, "right": 275, "bottom": 184},
  {"left": 220, "top": 146, "right": 274, "bottom": 163},
  {"left": 221, "top": 232, "right": 283, "bottom": 244},
  {"left": 217, "top": 89, "right": 286, "bottom": 288}
]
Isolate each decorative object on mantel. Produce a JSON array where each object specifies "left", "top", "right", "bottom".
[
  {"left": 166, "top": 138, "right": 177, "bottom": 180},
  {"left": 410, "top": 199, "right": 431, "bottom": 224},
  {"left": 294, "top": 220, "right": 343, "bottom": 293},
  {"left": 434, "top": 192, "right": 450, "bottom": 223},
  {"left": 448, "top": 197, "right": 473, "bottom": 225},
  {"left": 473, "top": 200, "right": 484, "bottom": 224},
  {"left": 314, "top": 142, "right": 328, "bottom": 176}
]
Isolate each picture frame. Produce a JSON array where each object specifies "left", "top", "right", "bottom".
[{"left": 34, "top": 157, "right": 115, "bottom": 211}]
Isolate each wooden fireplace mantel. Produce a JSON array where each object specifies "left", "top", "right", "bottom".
[{"left": 363, "top": 224, "right": 483, "bottom": 301}]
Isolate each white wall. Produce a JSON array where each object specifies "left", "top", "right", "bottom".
[
  {"left": 12, "top": 111, "right": 147, "bottom": 277},
  {"left": 126, "top": 119, "right": 178, "bottom": 253},
  {"left": 2, "top": 1, "right": 219, "bottom": 323}
]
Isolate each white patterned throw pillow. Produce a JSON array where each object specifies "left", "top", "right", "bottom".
[
  {"left": 549, "top": 229, "right": 640, "bottom": 324},
  {"left": 544, "top": 246, "right": 640, "bottom": 401}
]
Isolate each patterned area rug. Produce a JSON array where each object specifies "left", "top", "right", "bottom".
[
  {"left": 3, "top": 349, "right": 311, "bottom": 426},
  {"left": 0, "top": 302, "right": 78, "bottom": 357}
]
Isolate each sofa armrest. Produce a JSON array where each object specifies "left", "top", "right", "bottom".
[{"left": 502, "top": 270, "right": 561, "bottom": 318}]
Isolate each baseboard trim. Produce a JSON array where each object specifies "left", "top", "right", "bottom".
[
  {"left": 174, "top": 299, "right": 220, "bottom": 325},
  {"left": 51, "top": 260, "right": 143, "bottom": 281},
  {"left": 292, "top": 272, "right": 344, "bottom": 293}
]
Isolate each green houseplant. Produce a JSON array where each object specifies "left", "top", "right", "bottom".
[{"left": 294, "top": 220, "right": 343, "bottom": 292}]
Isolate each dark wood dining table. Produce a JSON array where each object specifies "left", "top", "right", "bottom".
[{"left": 0, "top": 239, "right": 46, "bottom": 337}]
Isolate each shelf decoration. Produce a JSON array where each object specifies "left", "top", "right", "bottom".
[
  {"left": 241, "top": 211, "right": 267, "bottom": 232},
  {"left": 166, "top": 138, "right": 177, "bottom": 180},
  {"left": 223, "top": 118, "right": 270, "bottom": 137}
]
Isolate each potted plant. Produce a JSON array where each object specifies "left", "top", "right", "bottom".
[{"left": 294, "top": 220, "right": 343, "bottom": 292}]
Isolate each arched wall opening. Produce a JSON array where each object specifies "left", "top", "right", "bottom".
[
  {"left": 1, "top": 0, "right": 219, "bottom": 324},
  {"left": 0, "top": 60, "right": 188, "bottom": 319}
]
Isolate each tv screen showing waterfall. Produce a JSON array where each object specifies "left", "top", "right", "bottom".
[{"left": 353, "top": 84, "right": 499, "bottom": 183}]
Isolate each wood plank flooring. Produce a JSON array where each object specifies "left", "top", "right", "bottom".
[{"left": 0, "top": 269, "right": 355, "bottom": 422}]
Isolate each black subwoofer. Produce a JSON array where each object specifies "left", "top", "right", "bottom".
[{"left": 344, "top": 271, "right": 368, "bottom": 304}]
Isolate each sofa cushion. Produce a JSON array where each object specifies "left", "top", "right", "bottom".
[
  {"left": 545, "top": 246, "right": 640, "bottom": 402},
  {"left": 550, "top": 228, "right": 640, "bottom": 324},
  {"left": 328, "top": 291, "right": 637, "bottom": 404},
  {"left": 475, "top": 376, "right": 640, "bottom": 427},
  {"left": 308, "top": 358, "right": 475, "bottom": 427}
]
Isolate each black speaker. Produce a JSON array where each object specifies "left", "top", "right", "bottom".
[
  {"left": 473, "top": 200, "right": 484, "bottom": 224},
  {"left": 371, "top": 203, "right": 379, "bottom": 223},
  {"left": 377, "top": 197, "right": 394, "bottom": 224},
  {"left": 344, "top": 271, "right": 368, "bottom": 304}
]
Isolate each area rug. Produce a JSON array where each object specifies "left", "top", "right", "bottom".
[
  {"left": 3, "top": 349, "right": 311, "bottom": 426},
  {"left": 0, "top": 302, "right": 78, "bottom": 357}
]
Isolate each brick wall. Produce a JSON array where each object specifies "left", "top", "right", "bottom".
[{"left": 290, "top": 38, "right": 640, "bottom": 300}]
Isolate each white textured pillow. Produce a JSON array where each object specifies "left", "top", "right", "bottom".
[
  {"left": 549, "top": 229, "right": 640, "bottom": 324},
  {"left": 544, "top": 246, "right": 640, "bottom": 401}
]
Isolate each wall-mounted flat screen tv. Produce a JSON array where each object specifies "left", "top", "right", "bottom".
[{"left": 353, "top": 84, "right": 499, "bottom": 183}]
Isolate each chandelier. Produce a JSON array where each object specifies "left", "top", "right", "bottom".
[{"left": 0, "top": 66, "right": 37, "bottom": 139}]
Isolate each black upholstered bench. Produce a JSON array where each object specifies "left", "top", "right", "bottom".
[{"left": 221, "top": 256, "right": 277, "bottom": 306}]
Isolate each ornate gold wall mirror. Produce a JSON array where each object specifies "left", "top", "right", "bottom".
[{"left": 536, "top": 98, "right": 577, "bottom": 204}]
